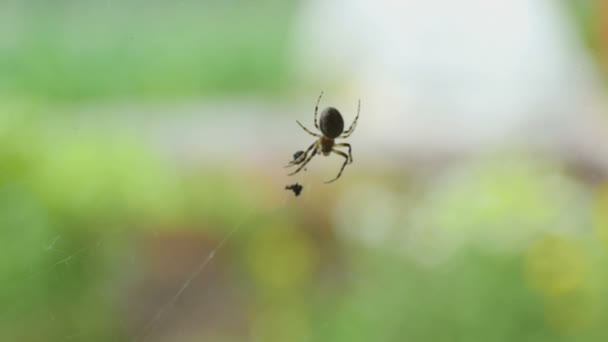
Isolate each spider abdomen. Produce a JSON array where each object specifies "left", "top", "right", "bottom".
[{"left": 319, "top": 107, "right": 344, "bottom": 138}]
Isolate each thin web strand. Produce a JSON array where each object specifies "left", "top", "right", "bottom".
[
  {"left": 133, "top": 206, "right": 258, "bottom": 342},
  {"left": 134, "top": 160, "right": 298, "bottom": 341}
]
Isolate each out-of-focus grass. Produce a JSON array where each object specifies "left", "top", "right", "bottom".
[
  {"left": 0, "top": 0, "right": 295, "bottom": 103},
  {"left": 4, "top": 1, "right": 608, "bottom": 341},
  {"left": 0, "top": 110, "right": 264, "bottom": 340},
  {"left": 4, "top": 109, "right": 608, "bottom": 340},
  {"left": 562, "top": 0, "right": 600, "bottom": 52}
]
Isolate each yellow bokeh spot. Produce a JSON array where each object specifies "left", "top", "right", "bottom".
[
  {"left": 524, "top": 235, "right": 588, "bottom": 297},
  {"left": 246, "top": 223, "right": 318, "bottom": 293},
  {"left": 593, "top": 184, "right": 608, "bottom": 247},
  {"left": 543, "top": 290, "right": 598, "bottom": 335},
  {"left": 250, "top": 304, "right": 310, "bottom": 342}
]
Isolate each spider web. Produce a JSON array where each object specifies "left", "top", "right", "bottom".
[
  {"left": 0, "top": 152, "right": 315, "bottom": 341},
  {"left": 132, "top": 206, "right": 257, "bottom": 341},
  {"left": 131, "top": 167, "right": 310, "bottom": 341}
]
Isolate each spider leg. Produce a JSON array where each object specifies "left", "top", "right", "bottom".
[
  {"left": 296, "top": 120, "right": 321, "bottom": 137},
  {"left": 324, "top": 149, "right": 350, "bottom": 183},
  {"left": 284, "top": 141, "right": 317, "bottom": 168},
  {"left": 340, "top": 99, "right": 360, "bottom": 138},
  {"left": 288, "top": 144, "right": 319, "bottom": 176},
  {"left": 334, "top": 143, "right": 353, "bottom": 164},
  {"left": 314, "top": 91, "right": 323, "bottom": 130}
]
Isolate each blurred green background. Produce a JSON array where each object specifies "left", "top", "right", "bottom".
[
  {"left": 0, "top": 0, "right": 295, "bottom": 102},
  {"left": 3, "top": 1, "right": 608, "bottom": 341}
]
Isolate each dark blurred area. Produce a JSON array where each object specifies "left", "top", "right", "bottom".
[{"left": 3, "top": 1, "right": 608, "bottom": 341}]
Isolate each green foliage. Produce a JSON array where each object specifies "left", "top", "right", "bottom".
[
  {"left": 0, "top": 0, "right": 295, "bottom": 103},
  {"left": 2, "top": 1, "right": 608, "bottom": 340},
  {"left": 0, "top": 111, "right": 257, "bottom": 340}
]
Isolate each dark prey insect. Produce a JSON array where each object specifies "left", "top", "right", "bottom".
[
  {"left": 291, "top": 150, "right": 305, "bottom": 164},
  {"left": 285, "top": 91, "right": 360, "bottom": 183},
  {"left": 287, "top": 150, "right": 307, "bottom": 172},
  {"left": 285, "top": 183, "right": 303, "bottom": 196}
]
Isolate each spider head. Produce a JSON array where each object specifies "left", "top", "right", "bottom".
[{"left": 319, "top": 107, "right": 344, "bottom": 138}]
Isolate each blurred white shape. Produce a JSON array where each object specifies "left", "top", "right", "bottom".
[
  {"left": 333, "top": 182, "right": 400, "bottom": 248},
  {"left": 332, "top": 157, "right": 592, "bottom": 268},
  {"left": 292, "top": 0, "right": 608, "bottom": 167}
]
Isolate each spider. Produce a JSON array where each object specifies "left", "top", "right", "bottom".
[{"left": 285, "top": 91, "right": 360, "bottom": 183}]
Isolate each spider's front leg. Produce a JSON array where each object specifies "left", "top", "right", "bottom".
[
  {"left": 288, "top": 144, "right": 319, "bottom": 176},
  {"left": 340, "top": 99, "right": 360, "bottom": 138},
  {"left": 324, "top": 149, "right": 350, "bottom": 183},
  {"left": 285, "top": 141, "right": 317, "bottom": 168},
  {"left": 334, "top": 143, "right": 353, "bottom": 164},
  {"left": 296, "top": 120, "right": 321, "bottom": 138},
  {"left": 314, "top": 91, "right": 323, "bottom": 130}
]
